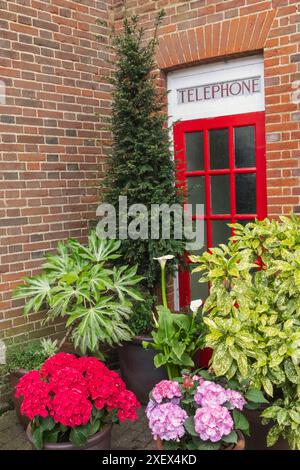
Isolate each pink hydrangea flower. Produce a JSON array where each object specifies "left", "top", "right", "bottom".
[
  {"left": 194, "top": 405, "right": 234, "bottom": 442},
  {"left": 226, "top": 389, "right": 247, "bottom": 410},
  {"left": 192, "top": 375, "right": 204, "bottom": 384},
  {"left": 147, "top": 402, "right": 187, "bottom": 441},
  {"left": 194, "top": 380, "right": 227, "bottom": 407},
  {"left": 152, "top": 380, "right": 182, "bottom": 403}
]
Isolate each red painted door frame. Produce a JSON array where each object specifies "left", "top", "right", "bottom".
[{"left": 174, "top": 111, "right": 267, "bottom": 309}]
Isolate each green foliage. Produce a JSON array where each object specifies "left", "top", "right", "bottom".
[
  {"left": 31, "top": 409, "right": 107, "bottom": 449},
  {"left": 102, "top": 13, "right": 185, "bottom": 289},
  {"left": 4, "top": 339, "right": 58, "bottom": 373},
  {"left": 12, "top": 231, "right": 144, "bottom": 355},
  {"left": 144, "top": 305, "right": 205, "bottom": 379},
  {"left": 191, "top": 214, "right": 300, "bottom": 449},
  {"left": 128, "top": 293, "right": 155, "bottom": 336},
  {"left": 261, "top": 399, "right": 300, "bottom": 450}
]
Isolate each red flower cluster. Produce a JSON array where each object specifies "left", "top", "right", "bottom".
[{"left": 16, "top": 353, "right": 140, "bottom": 428}]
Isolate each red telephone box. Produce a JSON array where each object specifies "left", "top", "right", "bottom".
[{"left": 173, "top": 112, "right": 267, "bottom": 366}]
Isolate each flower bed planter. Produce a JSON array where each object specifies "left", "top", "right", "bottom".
[
  {"left": 118, "top": 336, "right": 167, "bottom": 405},
  {"left": 155, "top": 431, "right": 245, "bottom": 451},
  {"left": 9, "top": 369, "right": 29, "bottom": 430},
  {"left": 26, "top": 423, "right": 112, "bottom": 450},
  {"left": 243, "top": 408, "right": 289, "bottom": 450},
  {"left": 16, "top": 353, "right": 140, "bottom": 450}
]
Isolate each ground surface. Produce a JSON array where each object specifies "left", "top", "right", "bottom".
[{"left": 0, "top": 407, "right": 155, "bottom": 450}]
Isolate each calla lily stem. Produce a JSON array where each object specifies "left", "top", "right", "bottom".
[{"left": 161, "top": 265, "right": 168, "bottom": 309}]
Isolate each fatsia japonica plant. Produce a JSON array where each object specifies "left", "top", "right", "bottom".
[
  {"left": 12, "top": 231, "right": 144, "bottom": 355},
  {"left": 190, "top": 214, "right": 300, "bottom": 449}
]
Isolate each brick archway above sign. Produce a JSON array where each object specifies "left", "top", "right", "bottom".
[{"left": 156, "top": 10, "right": 277, "bottom": 70}]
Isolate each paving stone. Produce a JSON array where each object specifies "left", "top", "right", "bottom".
[{"left": 0, "top": 407, "right": 154, "bottom": 450}]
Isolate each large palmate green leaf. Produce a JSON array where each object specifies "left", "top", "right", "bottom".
[
  {"left": 111, "top": 265, "right": 144, "bottom": 302},
  {"left": 12, "top": 275, "right": 52, "bottom": 316},
  {"left": 13, "top": 233, "right": 144, "bottom": 353},
  {"left": 67, "top": 298, "right": 133, "bottom": 352},
  {"left": 73, "top": 231, "right": 121, "bottom": 263}
]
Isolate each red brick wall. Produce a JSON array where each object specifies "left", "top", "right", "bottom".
[{"left": 0, "top": 0, "right": 114, "bottom": 354}]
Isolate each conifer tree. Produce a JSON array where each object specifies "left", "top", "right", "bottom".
[{"left": 103, "top": 13, "right": 185, "bottom": 289}]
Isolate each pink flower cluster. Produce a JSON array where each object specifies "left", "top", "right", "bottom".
[
  {"left": 194, "top": 380, "right": 228, "bottom": 407},
  {"left": 147, "top": 377, "right": 248, "bottom": 445},
  {"left": 194, "top": 380, "right": 246, "bottom": 411},
  {"left": 152, "top": 380, "right": 182, "bottom": 403},
  {"left": 225, "top": 389, "right": 247, "bottom": 411},
  {"left": 16, "top": 353, "right": 140, "bottom": 427},
  {"left": 194, "top": 405, "right": 234, "bottom": 442},
  {"left": 146, "top": 402, "right": 187, "bottom": 441}
]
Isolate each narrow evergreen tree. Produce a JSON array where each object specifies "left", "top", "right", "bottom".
[{"left": 103, "top": 13, "right": 185, "bottom": 289}]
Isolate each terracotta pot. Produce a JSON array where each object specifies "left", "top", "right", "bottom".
[
  {"left": 118, "top": 335, "right": 167, "bottom": 405},
  {"left": 243, "top": 407, "right": 289, "bottom": 450},
  {"left": 9, "top": 369, "right": 30, "bottom": 430},
  {"left": 26, "top": 423, "right": 112, "bottom": 450},
  {"left": 155, "top": 430, "right": 245, "bottom": 451}
]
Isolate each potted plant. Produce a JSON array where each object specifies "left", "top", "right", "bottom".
[
  {"left": 118, "top": 292, "right": 167, "bottom": 405},
  {"left": 16, "top": 352, "right": 140, "bottom": 450},
  {"left": 12, "top": 231, "right": 144, "bottom": 356},
  {"left": 102, "top": 13, "right": 185, "bottom": 401},
  {"left": 190, "top": 215, "right": 300, "bottom": 449},
  {"left": 4, "top": 338, "right": 58, "bottom": 429},
  {"left": 144, "top": 256, "right": 204, "bottom": 380},
  {"left": 146, "top": 372, "right": 265, "bottom": 450}
]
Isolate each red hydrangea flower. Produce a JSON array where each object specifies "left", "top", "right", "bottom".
[
  {"left": 49, "top": 366, "right": 88, "bottom": 396},
  {"left": 76, "top": 356, "right": 108, "bottom": 376},
  {"left": 41, "top": 352, "right": 77, "bottom": 378},
  {"left": 90, "top": 370, "right": 125, "bottom": 403},
  {"left": 115, "top": 390, "right": 141, "bottom": 422},
  {"left": 49, "top": 388, "right": 92, "bottom": 427},
  {"left": 16, "top": 353, "right": 140, "bottom": 427},
  {"left": 16, "top": 371, "right": 51, "bottom": 421},
  {"left": 15, "top": 370, "right": 42, "bottom": 398}
]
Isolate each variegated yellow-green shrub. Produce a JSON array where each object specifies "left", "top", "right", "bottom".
[{"left": 191, "top": 214, "right": 300, "bottom": 449}]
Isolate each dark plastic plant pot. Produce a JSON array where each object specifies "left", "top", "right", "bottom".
[
  {"left": 243, "top": 407, "right": 290, "bottom": 450},
  {"left": 26, "top": 423, "right": 112, "bottom": 450},
  {"left": 9, "top": 369, "right": 30, "bottom": 430},
  {"left": 155, "top": 430, "right": 245, "bottom": 450},
  {"left": 118, "top": 335, "right": 167, "bottom": 405}
]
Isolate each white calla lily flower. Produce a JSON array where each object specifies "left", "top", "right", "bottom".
[
  {"left": 190, "top": 299, "right": 203, "bottom": 313},
  {"left": 153, "top": 255, "right": 175, "bottom": 270}
]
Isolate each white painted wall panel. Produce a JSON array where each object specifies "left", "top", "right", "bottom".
[{"left": 167, "top": 55, "right": 265, "bottom": 124}]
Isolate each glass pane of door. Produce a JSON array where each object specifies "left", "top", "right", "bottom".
[
  {"left": 236, "top": 173, "right": 256, "bottom": 213},
  {"left": 209, "top": 128, "right": 229, "bottom": 169},
  {"left": 212, "top": 220, "right": 232, "bottom": 246},
  {"left": 185, "top": 132, "right": 204, "bottom": 171},
  {"left": 190, "top": 221, "right": 208, "bottom": 301},
  {"left": 234, "top": 126, "right": 255, "bottom": 168},
  {"left": 211, "top": 175, "right": 230, "bottom": 214},
  {"left": 187, "top": 176, "right": 205, "bottom": 215}
]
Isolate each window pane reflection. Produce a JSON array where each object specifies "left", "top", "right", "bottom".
[
  {"left": 235, "top": 126, "right": 255, "bottom": 168},
  {"left": 185, "top": 132, "right": 204, "bottom": 171},
  {"left": 236, "top": 174, "right": 256, "bottom": 214},
  {"left": 187, "top": 176, "right": 205, "bottom": 216},
  {"left": 211, "top": 175, "right": 230, "bottom": 214},
  {"left": 210, "top": 129, "right": 229, "bottom": 169}
]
